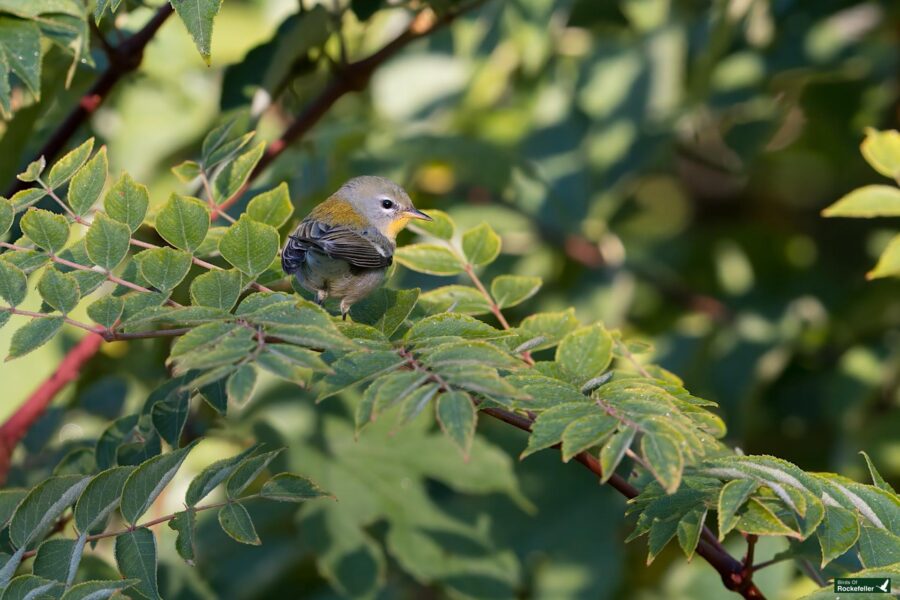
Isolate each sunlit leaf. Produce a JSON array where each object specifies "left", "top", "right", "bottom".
[
  {"left": 85, "top": 213, "right": 130, "bottom": 270},
  {"left": 218, "top": 502, "right": 260, "bottom": 545},
  {"left": 67, "top": 147, "right": 107, "bottom": 216},
  {"left": 155, "top": 194, "right": 209, "bottom": 252}
]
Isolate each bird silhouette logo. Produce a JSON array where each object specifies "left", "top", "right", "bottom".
[{"left": 876, "top": 578, "right": 890, "bottom": 592}]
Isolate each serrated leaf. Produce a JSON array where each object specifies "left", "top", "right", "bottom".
[
  {"left": 169, "top": 328, "right": 255, "bottom": 374},
  {"left": 104, "top": 173, "right": 149, "bottom": 232},
  {"left": 677, "top": 508, "right": 707, "bottom": 560},
  {"left": 212, "top": 141, "right": 265, "bottom": 204},
  {"left": 151, "top": 396, "right": 189, "bottom": 447},
  {"left": 0, "top": 18, "right": 41, "bottom": 101},
  {"left": 521, "top": 402, "right": 596, "bottom": 459},
  {"left": 260, "top": 472, "right": 331, "bottom": 502},
  {"left": 371, "top": 371, "right": 429, "bottom": 415},
  {"left": 60, "top": 579, "right": 138, "bottom": 600},
  {"left": 185, "top": 446, "right": 259, "bottom": 506},
  {"left": 47, "top": 139, "right": 94, "bottom": 189},
  {"left": 84, "top": 212, "right": 130, "bottom": 270},
  {"left": 462, "top": 223, "right": 501, "bottom": 266},
  {"left": 114, "top": 528, "right": 158, "bottom": 600},
  {"left": 860, "top": 128, "right": 900, "bottom": 179},
  {"left": 867, "top": 233, "right": 900, "bottom": 280},
  {"left": 349, "top": 287, "right": 419, "bottom": 337},
  {"left": 0, "top": 197, "right": 12, "bottom": 237},
  {"left": 405, "top": 313, "right": 507, "bottom": 342},
  {"left": 737, "top": 499, "right": 800, "bottom": 538},
  {"left": 646, "top": 516, "right": 679, "bottom": 564},
  {"left": 817, "top": 504, "right": 860, "bottom": 566},
  {"left": 394, "top": 243, "right": 464, "bottom": 275},
  {"left": 218, "top": 502, "right": 260, "bottom": 545},
  {"left": 560, "top": 412, "right": 618, "bottom": 462},
  {"left": 436, "top": 391, "right": 477, "bottom": 458},
  {"left": 422, "top": 340, "right": 523, "bottom": 371},
  {"left": 857, "top": 525, "right": 900, "bottom": 568},
  {"left": 20, "top": 208, "right": 69, "bottom": 254},
  {"left": 73, "top": 466, "right": 133, "bottom": 534},
  {"left": 599, "top": 426, "right": 636, "bottom": 483},
  {"left": 641, "top": 432, "right": 683, "bottom": 494},
  {"left": 396, "top": 382, "right": 441, "bottom": 426},
  {"left": 189, "top": 268, "right": 242, "bottom": 310},
  {"left": 860, "top": 451, "right": 895, "bottom": 493},
  {"left": 9, "top": 475, "right": 89, "bottom": 549},
  {"left": 119, "top": 441, "right": 197, "bottom": 524},
  {"left": 37, "top": 267, "right": 79, "bottom": 313},
  {"left": 265, "top": 344, "right": 330, "bottom": 372},
  {"left": 136, "top": 247, "right": 192, "bottom": 292},
  {"left": 218, "top": 215, "right": 279, "bottom": 276},
  {"left": 9, "top": 188, "right": 46, "bottom": 211},
  {"left": 410, "top": 209, "right": 454, "bottom": 240},
  {"left": 246, "top": 183, "right": 293, "bottom": 228},
  {"left": 556, "top": 324, "right": 613, "bottom": 382},
  {"left": 226, "top": 365, "right": 257, "bottom": 407},
  {"left": 67, "top": 147, "right": 107, "bottom": 216},
  {"left": 155, "top": 194, "right": 209, "bottom": 252},
  {"left": 823, "top": 185, "right": 900, "bottom": 218},
  {"left": 717, "top": 478, "right": 758, "bottom": 540},
  {"left": 17, "top": 156, "right": 45, "bottom": 183},
  {"left": 225, "top": 450, "right": 282, "bottom": 498},
  {"left": 418, "top": 285, "right": 490, "bottom": 315},
  {"left": 32, "top": 539, "right": 76, "bottom": 583},
  {"left": 171, "top": 0, "right": 223, "bottom": 63},
  {"left": 1, "top": 574, "right": 60, "bottom": 599},
  {"left": 86, "top": 295, "right": 123, "bottom": 329},
  {"left": 490, "top": 274, "right": 541, "bottom": 309},
  {"left": 318, "top": 350, "right": 406, "bottom": 401},
  {"left": 518, "top": 308, "right": 581, "bottom": 351},
  {"left": 0, "top": 260, "right": 26, "bottom": 306},
  {"left": 168, "top": 510, "right": 196, "bottom": 564},
  {"left": 0, "top": 490, "right": 26, "bottom": 529},
  {"left": 439, "top": 364, "right": 527, "bottom": 400},
  {"left": 7, "top": 316, "right": 64, "bottom": 360},
  {"left": 171, "top": 160, "right": 201, "bottom": 183}
]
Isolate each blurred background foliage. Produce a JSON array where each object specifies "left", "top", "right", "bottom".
[{"left": 0, "top": 0, "right": 898, "bottom": 598}]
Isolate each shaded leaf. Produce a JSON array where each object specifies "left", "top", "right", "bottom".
[
  {"left": 436, "top": 391, "right": 477, "bottom": 458},
  {"left": 225, "top": 450, "right": 283, "bottom": 498},
  {"left": 136, "top": 247, "right": 192, "bottom": 292},
  {"left": 114, "top": 528, "right": 158, "bottom": 600},
  {"left": 87, "top": 295, "right": 123, "bottom": 329},
  {"left": 9, "top": 475, "right": 89, "bottom": 549},
  {"left": 60, "top": 579, "right": 138, "bottom": 600},
  {"left": 599, "top": 426, "right": 636, "bottom": 483},
  {"left": 119, "top": 441, "right": 197, "bottom": 525},
  {"left": 185, "top": 445, "right": 259, "bottom": 506},
  {"left": 818, "top": 504, "right": 860, "bottom": 567},
  {"left": 260, "top": 473, "right": 331, "bottom": 502},
  {"left": 74, "top": 466, "right": 133, "bottom": 533},
  {"left": 7, "top": 316, "right": 65, "bottom": 360},
  {"left": 226, "top": 364, "right": 257, "bottom": 407},
  {"left": 218, "top": 502, "right": 260, "bottom": 545},
  {"left": 189, "top": 268, "right": 242, "bottom": 310},
  {"left": 212, "top": 142, "right": 265, "bottom": 204},
  {"left": 717, "top": 478, "right": 758, "bottom": 540},
  {"left": 168, "top": 510, "right": 196, "bottom": 564}
]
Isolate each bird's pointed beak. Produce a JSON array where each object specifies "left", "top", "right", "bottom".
[{"left": 406, "top": 208, "right": 433, "bottom": 221}]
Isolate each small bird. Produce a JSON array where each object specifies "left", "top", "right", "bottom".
[{"left": 282, "top": 176, "right": 432, "bottom": 319}]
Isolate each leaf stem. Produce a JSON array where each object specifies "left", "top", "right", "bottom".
[{"left": 462, "top": 263, "right": 534, "bottom": 365}]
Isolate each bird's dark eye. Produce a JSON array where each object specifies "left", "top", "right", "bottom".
[{"left": 381, "top": 199, "right": 394, "bottom": 209}]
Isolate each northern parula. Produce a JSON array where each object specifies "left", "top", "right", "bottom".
[{"left": 282, "top": 176, "right": 432, "bottom": 319}]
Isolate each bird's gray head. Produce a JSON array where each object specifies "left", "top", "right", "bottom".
[{"left": 336, "top": 176, "right": 432, "bottom": 238}]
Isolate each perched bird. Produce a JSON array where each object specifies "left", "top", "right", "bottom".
[{"left": 282, "top": 176, "right": 432, "bottom": 319}]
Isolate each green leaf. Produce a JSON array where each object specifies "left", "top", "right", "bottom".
[
  {"left": 521, "top": 403, "right": 596, "bottom": 459},
  {"left": 409, "top": 209, "right": 454, "bottom": 240},
  {"left": 205, "top": 131, "right": 254, "bottom": 169},
  {"left": 171, "top": 160, "right": 201, "bottom": 183},
  {"left": 560, "top": 412, "right": 618, "bottom": 462},
  {"left": 259, "top": 472, "right": 331, "bottom": 502},
  {"left": 518, "top": 308, "right": 581, "bottom": 351},
  {"left": 0, "top": 197, "right": 13, "bottom": 237},
  {"left": 717, "top": 478, "right": 758, "bottom": 540},
  {"left": 641, "top": 432, "right": 683, "bottom": 494},
  {"left": 318, "top": 350, "right": 406, "bottom": 401},
  {"left": 461, "top": 223, "right": 501, "bottom": 266},
  {"left": 104, "top": 173, "right": 149, "bottom": 233},
  {"left": 212, "top": 142, "right": 266, "bottom": 205},
  {"left": 860, "top": 451, "right": 895, "bottom": 493},
  {"left": 37, "top": 267, "right": 79, "bottom": 313},
  {"left": 491, "top": 275, "right": 542, "bottom": 309},
  {"left": 155, "top": 194, "right": 209, "bottom": 252},
  {"left": 32, "top": 539, "right": 76, "bottom": 582},
  {"left": 418, "top": 285, "right": 490, "bottom": 315},
  {"left": 9, "top": 188, "right": 46, "bottom": 211},
  {"left": 85, "top": 212, "right": 130, "bottom": 270},
  {"left": 396, "top": 382, "right": 441, "bottom": 425},
  {"left": 599, "top": 426, "right": 636, "bottom": 483},
  {"left": 677, "top": 508, "right": 707, "bottom": 560},
  {"left": 246, "top": 183, "right": 293, "bottom": 228},
  {"left": 0, "top": 260, "right": 26, "bottom": 306},
  {"left": 860, "top": 128, "right": 900, "bottom": 179},
  {"left": 218, "top": 502, "right": 260, "bottom": 545},
  {"left": 119, "top": 441, "right": 197, "bottom": 525},
  {"left": 0, "top": 18, "right": 41, "bottom": 100},
  {"left": 439, "top": 364, "right": 527, "bottom": 400},
  {"left": 225, "top": 450, "right": 283, "bottom": 498},
  {"left": 17, "top": 156, "right": 45, "bottom": 182},
  {"left": 0, "top": 489, "right": 26, "bottom": 529},
  {"left": 405, "top": 313, "right": 507, "bottom": 342},
  {"left": 435, "top": 391, "right": 477, "bottom": 458},
  {"left": 67, "top": 147, "right": 107, "bottom": 216},
  {"left": 218, "top": 215, "right": 279, "bottom": 276},
  {"left": 226, "top": 365, "right": 257, "bottom": 407},
  {"left": 114, "top": 528, "right": 158, "bottom": 600},
  {"left": 371, "top": 371, "right": 429, "bottom": 416},
  {"left": 9, "top": 475, "right": 89, "bottom": 549},
  {"left": 87, "top": 295, "right": 123, "bottom": 329},
  {"left": 556, "top": 324, "right": 613, "bottom": 382},
  {"left": 136, "top": 247, "right": 192, "bottom": 292},
  {"left": 60, "top": 579, "right": 138, "bottom": 600},
  {"left": 822, "top": 185, "right": 900, "bottom": 218},
  {"left": 189, "top": 268, "right": 242, "bottom": 310},
  {"left": 168, "top": 324, "right": 254, "bottom": 374},
  {"left": 74, "top": 466, "right": 133, "bottom": 534},
  {"left": 171, "top": 0, "right": 223, "bottom": 63},
  {"left": 7, "top": 317, "right": 64, "bottom": 360},
  {"left": 1, "top": 574, "right": 60, "bottom": 599},
  {"left": 818, "top": 504, "right": 860, "bottom": 566},
  {"left": 264, "top": 344, "right": 330, "bottom": 372},
  {"left": 394, "top": 243, "right": 464, "bottom": 275},
  {"left": 47, "top": 139, "right": 94, "bottom": 189},
  {"left": 151, "top": 395, "right": 189, "bottom": 447},
  {"left": 20, "top": 208, "right": 69, "bottom": 254},
  {"left": 857, "top": 525, "right": 900, "bottom": 568},
  {"left": 422, "top": 340, "right": 523, "bottom": 371},
  {"left": 168, "top": 510, "right": 196, "bottom": 564},
  {"left": 867, "top": 233, "right": 900, "bottom": 280},
  {"left": 349, "top": 287, "right": 420, "bottom": 337},
  {"left": 185, "top": 446, "right": 259, "bottom": 506},
  {"left": 202, "top": 120, "right": 242, "bottom": 166},
  {"left": 737, "top": 499, "right": 800, "bottom": 538}
]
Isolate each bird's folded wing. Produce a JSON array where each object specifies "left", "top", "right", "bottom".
[{"left": 287, "top": 221, "right": 392, "bottom": 269}]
